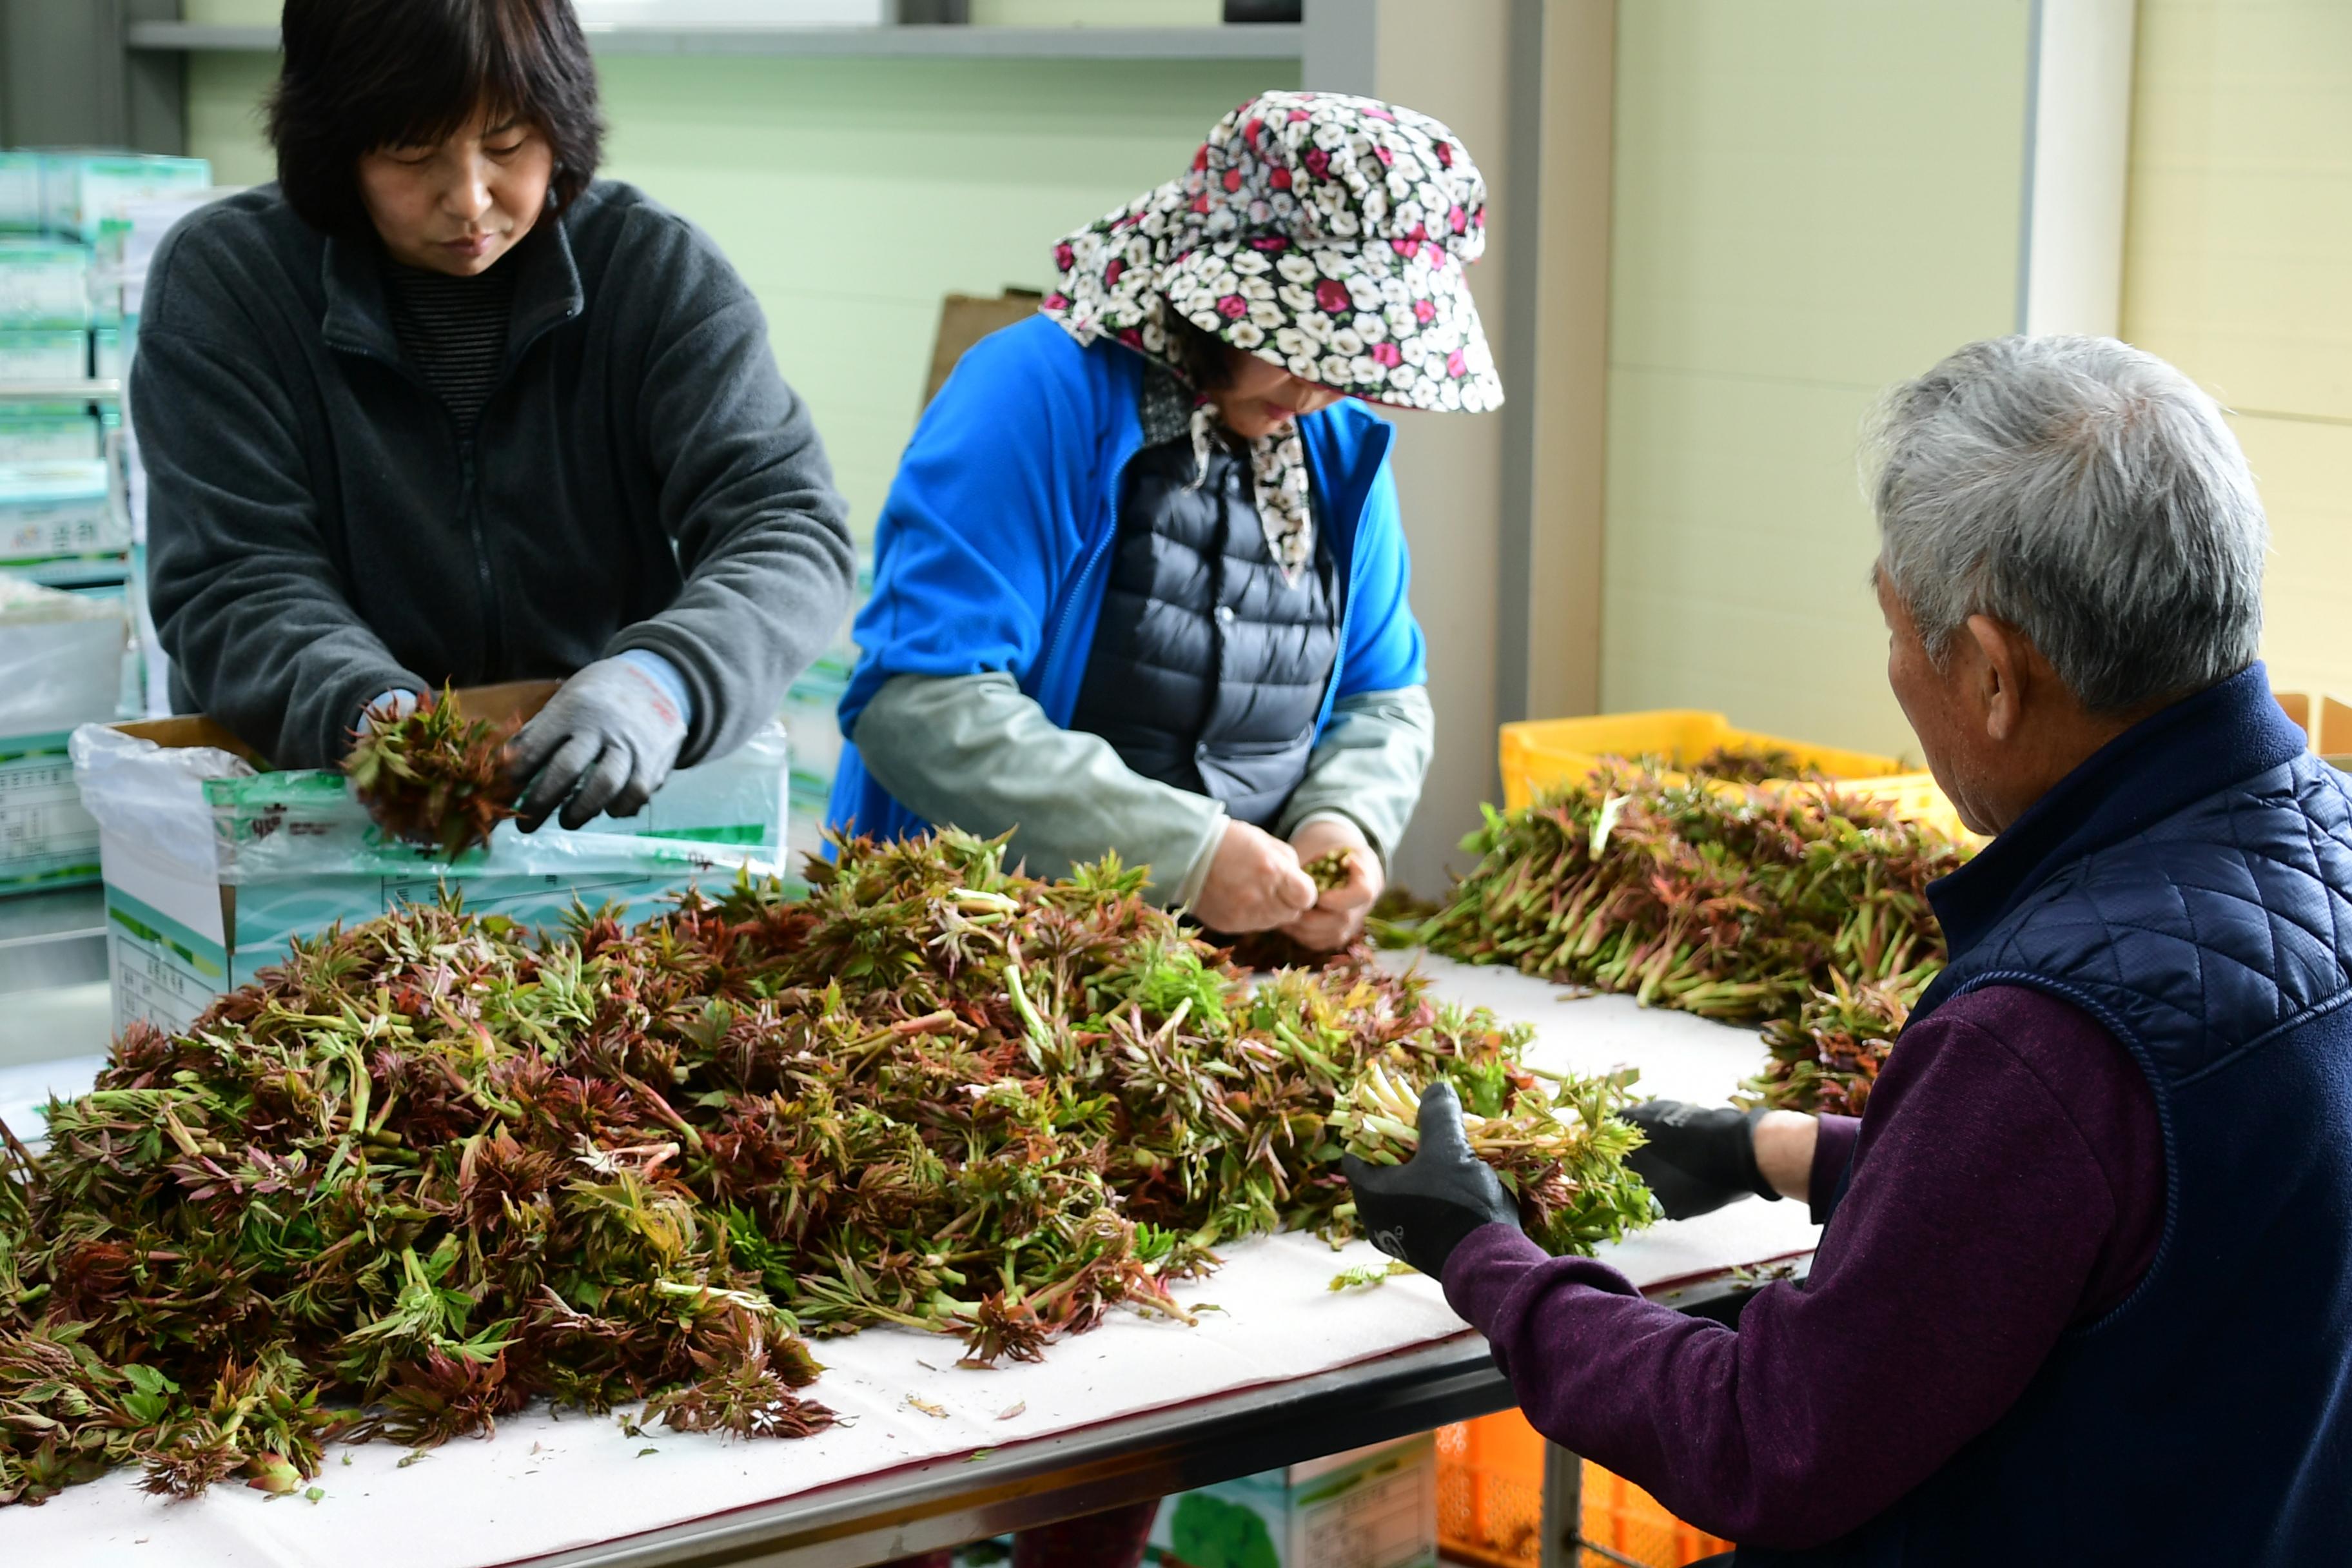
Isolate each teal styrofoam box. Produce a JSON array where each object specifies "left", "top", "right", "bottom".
[
  {"left": 0, "top": 240, "right": 93, "bottom": 328},
  {"left": 85, "top": 217, "right": 131, "bottom": 327},
  {"left": 1148, "top": 1435, "right": 1438, "bottom": 1568},
  {"left": 5, "top": 553, "right": 129, "bottom": 594},
  {"left": 0, "top": 328, "right": 90, "bottom": 385},
  {"left": 0, "top": 580, "right": 129, "bottom": 895},
  {"left": 74, "top": 714, "right": 789, "bottom": 1033},
  {"left": 0, "top": 731, "right": 103, "bottom": 895},
  {"left": 92, "top": 326, "right": 124, "bottom": 381},
  {"left": 0, "top": 460, "right": 119, "bottom": 563},
  {"left": 0, "top": 407, "right": 102, "bottom": 463},
  {"left": 0, "top": 153, "right": 38, "bottom": 233},
  {"left": 41, "top": 153, "right": 212, "bottom": 242}
]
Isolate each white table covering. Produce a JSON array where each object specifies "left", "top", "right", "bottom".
[{"left": 1, "top": 956, "right": 1819, "bottom": 1567}]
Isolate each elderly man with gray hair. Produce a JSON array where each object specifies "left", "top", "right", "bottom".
[{"left": 1344, "top": 335, "right": 2352, "bottom": 1562}]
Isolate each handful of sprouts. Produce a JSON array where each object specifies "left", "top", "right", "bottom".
[{"left": 1328, "top": 1055, "right": 1656, "bottom": 1257}]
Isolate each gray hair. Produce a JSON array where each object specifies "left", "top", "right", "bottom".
[{"left": 1867, "top": 335, "right": 2267, "bottom": 714}]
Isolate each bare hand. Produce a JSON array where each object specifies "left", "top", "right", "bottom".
[
  {"left": 1191, "top": 820, "right": 1318, "bottom": 933},
  {"left": 1279, "top": 816, "right": 1382, "bottom": 951}
]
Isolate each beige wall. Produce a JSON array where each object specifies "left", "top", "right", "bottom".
[
  {"left": 1520, "top": 0, "right": 1614, "bottom": 727},
  {"left": 1599, "top": 0, "right": 2034, "bottom": 763},
  {"left": 1351, "top": 0, "right": 1520, "bottom": 895},
  {"left": 2122, "top": 0, "right": 2352, "bottom": 700}
]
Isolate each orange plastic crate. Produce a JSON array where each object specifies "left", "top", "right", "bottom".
[
  {"left": 1582, "top": 1462, "right": 1734, "bottom": 1567},
  {"left": 1437, "top": 1411, "right": 1733, "bottom": 1568},
  {"left": 1437, "top": 1410, "right": 1545, "bottom": 1565}
]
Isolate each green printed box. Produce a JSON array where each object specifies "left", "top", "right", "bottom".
[
  {"left": 0, "top": 329, "right": 89, "bottom": 386},
  {"left": 0, "top": 240, "right": 94, "bottom": 329},
  {"left": 1149, "top": 1434, "right": 1438, "bottom": 1568},
  {"left": 0, "top": 460, "right": 118, "bottom": 561},
  {"left": 0, "top": 730, "right": 102, "bottom": 894},
  {"left": 76, "top": 681, "right": 787, "bottom": 1034},
  {"left": 0, "top": 407, "right": 102, "bottom": 463}
]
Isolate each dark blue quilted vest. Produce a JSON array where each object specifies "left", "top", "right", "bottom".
[
  {"left": 1068, "top": 432, "right": 1340, "bottom": 828},
  {"left": 1747, "top": 663, "right": 2352, "bottom": 1565}
]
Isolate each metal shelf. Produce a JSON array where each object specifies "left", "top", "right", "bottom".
[
  {"left": 0, "top": 380, "right": 120, "bottom": 403},
  {"left": 125, "top": 21, "right": 1302, "bottom": 59}
]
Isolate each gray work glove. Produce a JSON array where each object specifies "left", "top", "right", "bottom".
[
  {"left": 1622, "top": 1100, "right": 1783, "bottom": 1220},
  {"left": 1341, "top": 1082, "right": 1522, "bottom": 1280},
  {"left": 507, "top": 656, "right": 690, "bottom": 832}
]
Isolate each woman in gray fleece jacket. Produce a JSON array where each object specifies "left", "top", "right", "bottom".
[{"left": 132, "top": 0, "right": 854, "bottom": 831}]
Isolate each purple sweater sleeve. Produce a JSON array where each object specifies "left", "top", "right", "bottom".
[{"left": 1441, "top": 985, "right": 2161, "bottom": 1550}]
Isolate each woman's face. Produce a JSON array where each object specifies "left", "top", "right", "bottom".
[
  {"left": 357, "top": 110, "right": 553, "bottom": 277},
  {"left": 1215, "top": 345, "right": 1343, "bottom": 440}
]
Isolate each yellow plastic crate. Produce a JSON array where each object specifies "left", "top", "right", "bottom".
[{"left": 1498, "top": 710, "right": 1970, "bottom": 840}]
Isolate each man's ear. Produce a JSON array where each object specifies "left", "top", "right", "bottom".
[{"left": 1965, "top": 614, "right": 2028, "bottom": 743}]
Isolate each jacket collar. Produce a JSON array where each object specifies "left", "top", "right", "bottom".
[
  {"left": 319, "top": 212, "right": 585, "bottom": 368},
  {"left": 1927, "top": 662, "right": 2309, "bottom": 960}
]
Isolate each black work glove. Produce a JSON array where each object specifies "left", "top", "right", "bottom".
[
  {"left": 507, "top": 656, "right": 691, "bottom": 833},
  {"left": 1341, "top": 1081, "right": 1522, "bottom": 1280},
  {"left": 1623, "top": 1100, "right": 1783, "bottom": 1221}
]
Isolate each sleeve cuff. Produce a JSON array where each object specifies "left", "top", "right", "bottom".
[
  {"left": 616, "top": 649, "right": 694, "bottom": 730},
  {"left": 1171, "top": 809, "right": 1231, "bottom": 909},
  {"left": 1810, "top": 1113, "right": 1865, "bottom": 1226}
]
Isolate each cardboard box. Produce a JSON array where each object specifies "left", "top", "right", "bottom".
[
  {"left": 74, "top": 682, "right": 789, "bottom": 1034},
  {"left": 1150, "top": 1434, "right": 1438, "bottom": 1568},
  {"left": 924, "top": 289, "right": 1044, "bottom": 407}
]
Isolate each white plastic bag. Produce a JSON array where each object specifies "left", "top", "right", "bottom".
[
  {"left": 0, "top": 578, "right": 126, "bottom": 734},
  {"left": 68, "top": 721, "right": 254, "bottom": 880}
]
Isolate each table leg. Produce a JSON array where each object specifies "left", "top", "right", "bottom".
[{"left": 1542, "top": 1441, "right": 1582, "bottom": 1568}]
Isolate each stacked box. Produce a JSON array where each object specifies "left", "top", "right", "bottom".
[
  {"left": 0, "top": 405, "right": 101, "bottom": 462},
  {"left": 0, "top": 578, "right": 127, "bottom": 894},
  {"left": 75, "top": 694, "right": 790, "bottom": 1034},
  {"left": 0, "top": 239, "right": 93, "bottom": 328},
  {"left": 0, "top": 460, "right": 119, "bottom": 564},
  {"left": 1149, "top": 1435, "right": 1439, "bottom": 1568},
  {"left": 92, "top": 325, "right": 126, "bottom": 380},
  {"left": 0, "top": 329, "right": 87, "bottom": 384},
  {"left": 0, "top": 145, "right": 216, "bottom": 723},
  {"left": 0, "top": 153, "right": 38, "bottom": 233},
  {"left": 39, "top": 153, "right": 211, "bottom": 242}
]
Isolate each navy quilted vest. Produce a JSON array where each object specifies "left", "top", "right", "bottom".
[
  {"left": 1748, "top": 663, "right": 2352, "bottom": 1565},
  {"left": 1068, "top": 432, "right": 1340, "bottom": 828}
]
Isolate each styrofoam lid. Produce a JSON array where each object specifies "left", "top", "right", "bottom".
[{"left": 0, "top": 574, "right": 121, "bottom": 625}]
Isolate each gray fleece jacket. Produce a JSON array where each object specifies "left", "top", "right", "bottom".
[{"left": 132, "top": 180, "right": 854, "bottom": 769}]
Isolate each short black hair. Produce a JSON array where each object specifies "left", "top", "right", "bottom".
[
  {"left": 268, "top": 0, "right": 604, "bottom": 239},
  {"left": 1164, "top": 311, "right": 1236, "bottom": 389}
]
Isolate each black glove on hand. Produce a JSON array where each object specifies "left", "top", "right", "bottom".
[
  {"left": 1341, "top": 1081, "right": 1522, "bottom": 1280},
  {"left": 507, "top": 657, "right": 691, "bottom": 833},
  {"left": 1623, "top": 1099, "right": 1783, "bottom": 1221}
]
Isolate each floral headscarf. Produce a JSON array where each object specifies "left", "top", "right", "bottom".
[{"left": 1044, "top": 91, "right": 1500, "bottom": 582}]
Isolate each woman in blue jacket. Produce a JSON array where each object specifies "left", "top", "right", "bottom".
[
  {"left": 843, "top": 92, "right": 1501, "bottom": 1567},
  {"left": 831, "top": 91, "right": 1499, "bottom": 966}
]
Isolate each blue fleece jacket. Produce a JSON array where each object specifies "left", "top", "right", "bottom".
[{"left": 828, "top": 315, "right": 1426, "bottom": 844}]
